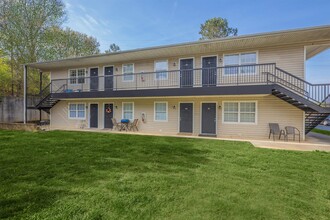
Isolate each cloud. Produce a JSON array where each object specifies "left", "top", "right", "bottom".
[
  {"left": 63, "top": 0, "right": 114, "bottom": 51},
  {"left": 85, "top": 14, "right": 99, "bottom": 26},
  {"left": 77, "top": 4, "right": 86, "bottom": 12}
]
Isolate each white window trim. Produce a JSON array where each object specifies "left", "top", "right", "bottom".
[
  {"left": 154, "top": 101, "right": 168, "bottom": 122},
  {"left": 222, "top": 51, "right": 258, "bottom": 76},
  {"left": 122, "top": 102, "right": 134, "bottom": 120},
  {"left": 154, "top": 60, "right": 169, "bottom": 80},
  {"left": 222, "top": 101, "right": 258, "bottom": 125},
  {"left": 122, "top": 63, "right": 135, "bottom": 82},
  {"left": 68, "top": 68, "right": 87, "bottom": 85},
  {"left": 68, "top": 103, "right": 86, "bottom": 120}
]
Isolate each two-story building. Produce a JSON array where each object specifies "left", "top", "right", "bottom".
[{"left": 24, "top": 26, "right": 330, "bottom": 140}]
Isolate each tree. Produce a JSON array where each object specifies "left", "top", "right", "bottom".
[
  {"left": 41, "top": 27, "right": 100, "bottom": 61},
  {"left": 105, "top": 43, "right": 120, "bottom": 53},
  {"left": 199, "top": 17, "right": 238, "bottom": 40},
  {"left": 0, "top": 0, "right": 67, "bottom": 95},
  {"left": 0, "top": 0, "right": 101, "bottom": 96},
  {"left": 0, "top": 51, "right": 11, "bottom": 96}
]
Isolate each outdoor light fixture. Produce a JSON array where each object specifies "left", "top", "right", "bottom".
[
  {"left": 218, "top": 105, "right": 222, "bottom": 109},
  {"left": 173, "top": 62, "right": 176, "bottom": 67},
  {"left": 115, "top": 105, "right": 118, "bottom": 109},
  {"left": 115, "top": 67, "right": 118, "bottom": 71},
  {"left": 172, "top": 105, "right": 176, "bottom": 109}
]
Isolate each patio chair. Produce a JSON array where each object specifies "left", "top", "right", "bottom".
[
  {"left": 128, "top": 119, "right": 139, "bottom": 131},
  {"left": 111, "top": 118, "right": 122, "bottom": 130},
  {"left": 80, "top": 120, "right": 87, "bottom": 129},
  {"left": 269, "top": 123, "right": 286, "bottom": 141},
  {"left": 285, "top": 126, "right": 301, "bottom": 142}
]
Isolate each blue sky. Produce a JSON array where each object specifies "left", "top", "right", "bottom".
[{"left": 63, "top": 0, "right": 330, "bottom": 83}]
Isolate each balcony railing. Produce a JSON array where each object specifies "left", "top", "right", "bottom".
[
  {"left": 49, "top": 63, "right": 330, "bottom": 106},
  {"left": 51, "top": 63, "right": 276, "bottom": 92}
]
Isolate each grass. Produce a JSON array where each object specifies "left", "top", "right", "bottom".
[
  {"left": 0, "top": 130, "right": 329, "bottom": 220},
  {"left": 312, "top": 128, "right": 330, "bottom": 136}
]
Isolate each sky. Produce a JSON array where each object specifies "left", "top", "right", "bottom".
[{"left": 62, "top": 0, "right": 330, "bottom": 83}]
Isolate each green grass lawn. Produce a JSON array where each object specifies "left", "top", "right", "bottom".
[
  {"left": 0, "top": 130, "right": 329, "bottom": 220},
  {"left": 313, "top": 128, "right": 330, "bottom": 136}
]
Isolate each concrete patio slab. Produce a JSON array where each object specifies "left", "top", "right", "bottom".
[{"left": 52, "top": 128, "right": 330, "bottom": 152}]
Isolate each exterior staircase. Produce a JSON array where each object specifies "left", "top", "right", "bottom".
[
  {"left": 35, "top": 94, "right": 59, "bottom": 114},
  {"left": 29, "top": 83, "right": 59, "bottom": 114},
  {"left": 268, "top": 67, "right": 330, "bottom": 134}
]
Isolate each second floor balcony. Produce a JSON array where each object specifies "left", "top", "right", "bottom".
[
  {"left": 48, "top": 63, "right": 330, "bottom": 106},
  {"left": 52, "top": 63, "right": 277, "bottom": 92}
]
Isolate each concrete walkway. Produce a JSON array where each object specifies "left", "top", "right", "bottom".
[
  {"left": 251, "top": 132, "right": 330, "bottom": 152},
  {"left": 51, "top": 127, "right": 330, "bottom": 152}
]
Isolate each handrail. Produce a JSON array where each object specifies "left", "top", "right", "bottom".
[
  {"left": 41, "top": 82, "right": 51, "bottom": 93},
  {"left": 51, "top": 63, "right": 277, "bottom": 82},
  {"left": 266, "top": 72, "right": 308, "bottom": 96},
  {"left": 276, "top": 67, "right": 313, "bottom": 86},
  {"left": 274, "top": 67, "right": 330, "bottom": 104},
  {"left": 48, "top": 63, "right": 330, "bottom": 106}
]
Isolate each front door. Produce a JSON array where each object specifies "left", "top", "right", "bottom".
[
  {"left": 104, "top": 66, "right": 113, "bottom": 90},
  {"left": 180, "top": 103, "right": 193, "bottom": 133},
  {"left": 180, "top": 58, "right": 194, "bottom": 87},
  {"left": 90, "top": 104, "right": 98, "bottom": 128},
  {"left": 202, "top": 56, "right": 217, "bottom": 87},
  {"left": 104, "top": 103, "right": 114, "bottom": 129},
  {"left": 201, "top": 103, "right": 216, "bottom": 135},
  {"left": 90, "top": 67, "right": 99, "bottom": 91}
]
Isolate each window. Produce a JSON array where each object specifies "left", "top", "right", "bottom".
[
  {"left": 122, "top": 102, "right": 134, "bottom": 120},
  {"left": 68, "top": 103, "right": 85, "bottom": 119},
  {"left": 69, "top": 68, "right": 86, "bottom": 84},
  {"left": 224, "top": 52, "right": 257, "bottom": 75},
  {"left": 122, "top": 64, "right": 134, "bottom": 81},
  {"left": 154, "top": 102, "right": 168, "bottom": 121},
  {"left": 223, "top": 102, "right": 257, "bottom": 124},
  {"left": 223, "top": 102, "right": 239, "bottom": 122},
  {"left": 240, "top": 102, "right": 256, "bottom": 123},
  {"left": 155, "top": 60, "right": 168, "bottom": 80}
]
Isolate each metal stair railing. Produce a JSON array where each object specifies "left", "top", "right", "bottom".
[{"left": 271, "top": 67, "right": 330, "bottom": 105}]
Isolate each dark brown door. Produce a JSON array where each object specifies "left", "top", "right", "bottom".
[
  {"left": 104, "top": 66, "right": 113, "bottom": 90},
  {"left": 202, "top": 56, "right": 217, "bottom": 87},
  {"left": 90, "top": 68, "right": 99, "bottom": 91},
  {"left": 201, "top": 103, "right": 216, "bottom": 134},
  {"left": 180, "top": 58, "right": 194, "bottom": 87},
  {"left": 90, "top": 104, "right": 98, "bottom": 128},
  {"left": 180, "top": 103, "right": 193, "bottom": 133},
  {"left": 104, "top": 104, "right": 113, "bottom": 129}
]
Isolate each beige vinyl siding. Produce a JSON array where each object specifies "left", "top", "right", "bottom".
[
  {"left": 50, "top": 95, "right": 304, "bottom": 140},
  {"left": 49, "top": 45, "right": 306, "bottom": 91},
  {"left": 259, "top": 45, "right": 305, "bottom": 78}
]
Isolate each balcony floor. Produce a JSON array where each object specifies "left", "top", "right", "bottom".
[{"left": 52, "top": 84, "right": 274, "bottom": 99}]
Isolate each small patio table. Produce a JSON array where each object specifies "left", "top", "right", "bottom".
[{"left": 120, "top": 119, "right": 130, "bottom": 131}]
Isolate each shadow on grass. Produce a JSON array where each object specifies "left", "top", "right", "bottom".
[
  {"left": 0, "top": 188, "right": 68, "bottom": 219},
  {"left": 0, "top": 131, "right": 211, "bottom": 218}
]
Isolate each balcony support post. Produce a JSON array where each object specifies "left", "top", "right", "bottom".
[
  {"left": 39, "top": 71, "right": 43, "bottom": 96},
  {"left": 23, "top": 65, "right": 27, "bottom": 124}
]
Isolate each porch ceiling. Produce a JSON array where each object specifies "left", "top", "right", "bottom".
[{"left": 26, "top": 25, "right": 330, "bottom": 71}]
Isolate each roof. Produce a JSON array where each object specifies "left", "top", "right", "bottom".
[{"left": 26, "top": 25, "right": 330, "bottom": 71}]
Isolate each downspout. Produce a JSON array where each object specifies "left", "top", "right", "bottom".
[
  {"left": 23, "top": 65, "right": 27, "bottom": 124},
  {"left": 39, "top": 71, "right": 43, "bottom": 121}
]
